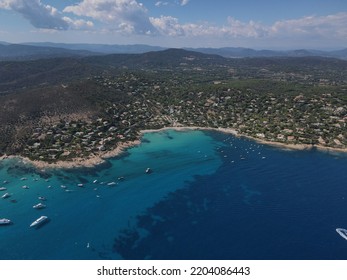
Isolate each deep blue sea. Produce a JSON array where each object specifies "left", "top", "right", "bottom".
[{"left": 1, "top": 129, "right": 347, "bottom": 260}]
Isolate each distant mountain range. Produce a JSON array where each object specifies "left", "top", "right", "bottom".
[
  {"left": 25, "top": 42, "right": 165, "bottom": 55},
  {"left": 0, "top": 41, "right": 346, "bottom": 61},
  {"left": 191, "top": 47, "right": 347, "bottom": 60}
]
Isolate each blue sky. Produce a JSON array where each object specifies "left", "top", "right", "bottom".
[{"left": 1, "top": 0, "right": 347, "bottom": 49}]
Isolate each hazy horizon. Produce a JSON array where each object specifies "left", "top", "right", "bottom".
[
  {"left": 0, "top": 40, "right": 345, "bottom": 53},
  {"left": 0, "top": 1, "right": 346, "bottom": 50}
]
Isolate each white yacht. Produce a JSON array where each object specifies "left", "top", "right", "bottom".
[
  {"left": 145, "top": 167, "right": 152, "bottom": 174},
  {"left": 33, "top": 203, "right": 46, "bottom": 209},
  {"left": 2, "top": 193, "right": 10, "bottom": 199},
  {"left": 0, "top": 218, "right": 11, "bottom": 225},
  {"left": 336, "top": 228, "right": 347, "bottom": 241},
  {"left": 30, "top": 216, "right": 48, "bottom": 228},
  {"left": 0, "top": 187, "right": 7, "bottom": 191}
]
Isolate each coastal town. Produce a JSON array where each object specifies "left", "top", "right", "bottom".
[
  {"left": 0, "top": 50, "right": 346, "bottom": 166},
  {"left": 20, "top": 70, "right": 347, "bottom": 165}
]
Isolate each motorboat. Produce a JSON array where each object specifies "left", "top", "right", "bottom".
[
  {"left": 145, "top": 167, "right": 152, "bottom": 174},
  {"left": 33, "top": 203, "right": 46, "bottom": 209},
  {"left": 38, "top": 196, "right": 46, "bottom": 201},
  {"left": 2, "top": 193, "right": 10, "bottom": 199},
  {"left": 30, "top": 216, "right": 48, "bottom": 228},
  {"left": 336, "top": 228, "right": 347, "bottom": 241},
  {"left": 0, "top": 187, "right": 7, "bottom": 191},
  {"left": 0, "top": 218, "right": 11, "bottom": 225}
]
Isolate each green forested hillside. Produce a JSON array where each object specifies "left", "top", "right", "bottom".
[{"left": 0, "top": 49, "right": 346, "bottom": 161}]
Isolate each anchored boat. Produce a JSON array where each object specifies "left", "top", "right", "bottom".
[
  {"left": 336, "top": 228, "right": 347, "bottom": 241},
  {"left": 30, "top": 216, "right": 48, "bottom": 228},
  {"left": 0, "top": 218, "right": 11, "bottom": 225},
  {"left": 2, "top": 193, "right": 10, "bottom": 199},
  {"left": 33, "top": 203, "right": 46, "bottom": 209}
]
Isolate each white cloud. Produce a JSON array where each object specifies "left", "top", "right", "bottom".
[
  {"left": 1, "top": 1, "right": 346, "bottom": 48},
  {"left": 151, "top": 12, "right": 347, "bottom": 47},
  {"left": 0, "top": 0, "right": 69, "bottom": 30},
  {"left": 0, "top": 0, "right": 93, "bottom": 30},
  {"left": 150, "top": 16, "right": 185, "bottom": 36},
  {"left": 64, "top": 0, "right": 157, "bottom": 35},
  {"left": 155, "top": 1, "right": 169, "bottom": 7},
  {"left": 270, "top": 13, "right": 347, "bottom": 39},
  {"left": 180, "top": 0, "right": 189, "bottom": 6},
  {"left": 0, "top": 0, "right": 11, "bottom": 8},
  {"left": 155, "top": 0, "right": 186, "bottom": 7},
  {"left": 150, "top": 16, "right": 266, "bottom": 38},
  {"left": 63, "top": 17, "right": 94, "bottom": 30},
  {"left": 223, "top": 17, "right": 268, "bottom": 38}
]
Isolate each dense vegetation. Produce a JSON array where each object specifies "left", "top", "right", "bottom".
[{"left": 0, "top": 49, "right": 346, "bottom": 162}]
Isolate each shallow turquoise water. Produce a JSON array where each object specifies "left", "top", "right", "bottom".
[
  {"left": 0, "top": 130, "right": 222, "bottom": 259},
  {"left": 1, "top": 129, "right": 347, "bottom": 260}
]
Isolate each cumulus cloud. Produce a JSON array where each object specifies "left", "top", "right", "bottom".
[
  {"left": 150, "top": 16, "right": 264, "bottom": 38},
  {"left": 1, "top": 0, "right": 346, "bottom": 47},
  {"left": 223, "top": 17, "right": 268, "bottom": 38},
  {"left": 0, "top": 0, "right": 93, "bottom": 30},
  {"left": 63, "top": 17, "right": 94, "bottom": 30},
  {"left": 0, "top": 0, "right": 69, "bottom": 30},
  {"left": 151, "top": 12, "right": 347, "bottom": 46},
  {"left": 270, "top": 13, "right": 347, "bottom": 39},
  {"left": 0, "top": 0, "right": 11, "bottom": 8},
  {"left": 150, "top": 16, "right": 184, "bottom": 36},
  {"left": 63, "top": 0, "right": 157, "bottom": 35}
]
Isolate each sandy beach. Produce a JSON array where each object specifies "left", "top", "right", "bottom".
[
  {"left": 141, "top": 126, "right": 347, "bottom": 154},
  {"left": 1, "top": 126, "right": 346, "bottom": 170},
  {"left": 140, "top": 126, "right": 239, "bottom": 137}
]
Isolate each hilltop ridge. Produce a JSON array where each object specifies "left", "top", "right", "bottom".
[{"left": 1, "top": 41, "right": 347, "bottom": 61}]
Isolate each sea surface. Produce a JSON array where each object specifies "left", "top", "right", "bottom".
[{"left": 1, "top": 129, "right": 347, "bottom": 260}]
